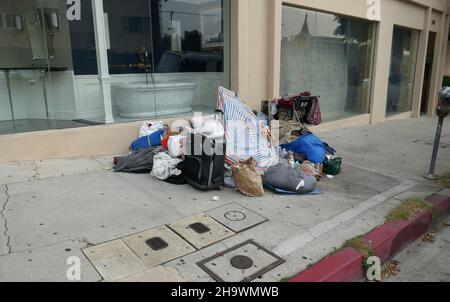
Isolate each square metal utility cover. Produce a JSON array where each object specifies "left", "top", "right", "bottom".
[
  {"left": 197, "top": 240, "right": 285, "bottom": 282},
  {"left": 206, "top": 203, "right": 267, "bottom": 232},
  {"left": 83, "top": 240, "right": 145, "bottom": 281},
  {"left": 168, "top": 214, "right": 235, "bottom": 249},
  {"left": 122, "top": 226, "right": 196, "bottom": 267}
]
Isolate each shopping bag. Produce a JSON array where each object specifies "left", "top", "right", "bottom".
[
  {"left": 323, "top": 157, "right": 342, "bottom": 176},
  {"left": 232, "top": 157, "right": 264, "bottom": 197}
]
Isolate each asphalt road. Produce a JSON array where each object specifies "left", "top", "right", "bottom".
[{"left": 384, "top": 216, "right": 450, "bottom": 282}]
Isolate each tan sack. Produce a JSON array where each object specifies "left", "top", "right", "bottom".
[{"left": 232, "top": 157, "right": 264, "bottom": 197}]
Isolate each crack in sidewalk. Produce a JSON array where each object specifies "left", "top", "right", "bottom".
[
  {"left": 1, "top": 184, "right": 11, "bottom": 255},
  {"left": 31, "top": 160, "right": 39, "bottom": 181}
]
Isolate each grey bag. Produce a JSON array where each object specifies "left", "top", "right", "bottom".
[
  {"left": 262, "top": 161, "right": 317, "bottom": 193},
  {"left": 113, "top": 147, "right": 156, "bottom": 173}
]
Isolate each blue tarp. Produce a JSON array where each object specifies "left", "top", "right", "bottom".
[{"left": 280, "top": 132, "right": 327, "bottom": 164}]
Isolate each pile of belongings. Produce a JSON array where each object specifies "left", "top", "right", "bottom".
[
  {"left": 262, "top": 91, "right": 322, "bottom": 125},
  {"left": 112, "top": 86, "right": 342, "bottom": 198},
  {"left": 113, "top": 109, "right": 227, "bottom": 190},
  {"left": 217, "top": 87, "right": 279, "bottom": 173}
]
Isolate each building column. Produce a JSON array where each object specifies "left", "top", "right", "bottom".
[
  {"left": 411, "top": 8, "right": 431, "bottom": 118},
  {"left": 427, "top": 11, "right": 448, "bottom": 115},
  {"left": 230, "top": 0, "right": 249, "bottom": 101},
  {"left": 268, "top": 0, "right": 282, "bottom": 99},
  {"left": 437, "top": 14, "right": 450, "bottom": 98},
  {"left": 370, "top": 20, "right": 394, "bottom": 123},
  {"left": 92, "top": 0, "right": 114, "bottom": 124}
]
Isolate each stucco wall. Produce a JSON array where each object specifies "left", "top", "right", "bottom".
[{"left": 445, "top": 41, "right": 450, "bottom": 76}]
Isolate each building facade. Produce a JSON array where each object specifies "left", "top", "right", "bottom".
[{"left": 0, "top": 0, "right": 449, "bottom": 162}]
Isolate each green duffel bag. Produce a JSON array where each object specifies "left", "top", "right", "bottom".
[{"left": 323, "top": 157, "right": 342, "bottom": 176}]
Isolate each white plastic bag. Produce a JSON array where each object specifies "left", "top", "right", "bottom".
[
  {"left": 191, "top": 115, "right": 215, "bottom": 133},
  {"left": 139, "top": 121, "right": 164, "bottom": 138},
  {"left": 150, "top": 152, "right": 183, "bottom": 180},
  {"left": 202, "top": 119, "right": 225, "bottom": 139},
  {"left": 168, "top": 135, "right": 186, "bottom": 158}
]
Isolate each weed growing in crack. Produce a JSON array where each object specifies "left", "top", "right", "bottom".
[{"left": 385, "top": 198, "right": 433, "bottom": 223}]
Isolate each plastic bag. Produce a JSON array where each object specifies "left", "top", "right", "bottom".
[
  {"left": 150, "top": 152, "right": 183, "bottom": 180},
  {"left": 232, "top": 157, "right": 264, "bottom": 197},
  {"left": 280, "top": 132, "right": 326, "bottom": 164},
  {"left": 131, "top": 130, "right": 164, "bottom": 151},
  {"left": 190, "top": 115, "right": 215, "bottom": 133},
  {"left": 202, "top": 119, "right": 225, "bottom": 139},
  {"left": 168, "top": 135, "right": 186, "bottom": 158},
  {"left": 139, "top": 121, "right": 164, "bottom": 138},
  {"left": 323, "top": 157, "right": 342, "bottom": 176}
]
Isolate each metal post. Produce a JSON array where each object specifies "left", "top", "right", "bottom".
[
  {"left": 41, "top": 70, "right": 50, "bottom": 119},
  {"left": 424, "top": 116, "right": 445, "bottom": 180},
  {"left": 5, "top": 70, "right": 15, "bottom": 121}
]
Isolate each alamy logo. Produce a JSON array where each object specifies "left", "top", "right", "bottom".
[
  {"left": 366, "top": 0, "right": 381, "bottom": 21},
  {"left": 366, "top": 256, "right": 381, "bottom": 281},
  {"left": 66, "top": 256, "right": 81, "bottom": 281},
  {"left": 66, "top": 0, "right": 81, "bottom": 21}
]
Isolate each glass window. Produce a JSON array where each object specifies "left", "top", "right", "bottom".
[
  {"left": 0, "top": 0, "right": 86, "bottom": 135},
  {"left": 104, "top": 0, "right": 230, "bottom": 122},
  {"left": 0, "top": 0, "right": 230, "bottom": 136},
  {"left": 386, "top": 26, "right": 419, "bottom": 116},
  {"left": 68, "top": 0, "right": 97, "bottom": 75},
  {"left": 280, "top": 5, "right": 375, "bottom": 122}
]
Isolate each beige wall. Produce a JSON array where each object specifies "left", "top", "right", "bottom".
[
  {"left": 1, "top": 0, "right": 449, "bottom": 162},
  {"left": 445, "top": 41, "right": 450, "bottom": 76}
]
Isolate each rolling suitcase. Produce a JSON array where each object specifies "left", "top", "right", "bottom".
[{"left": 183, "top": 133, "right": 226, "bottom": 191}]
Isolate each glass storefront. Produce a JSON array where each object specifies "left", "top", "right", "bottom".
[
  {"left": 280, "top": 5, "right": 375, "bottom": 122},
  {"left": 0, "top": 0, "right": 83, "bottom": 134},
  {"left": 0, "top": 0, "right": 230, "bottom": 134},
  {"left": 386, "top": 26, "right": 419, "bottom": 116}
]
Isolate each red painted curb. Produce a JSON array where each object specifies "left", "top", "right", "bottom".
[
  {"left": 428, "top": 194, "right": 450, "bottom": 216},
  {"left": 363, "top": 211, "right": 432, "bottom": 263},
  {"left": 289, "top": 248, "right": 364, "bottom": 282},
  {"left": 289, "top": 193, "right": 450, "bottom": 282}
]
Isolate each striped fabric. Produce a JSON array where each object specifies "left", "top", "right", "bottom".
[{"left": 217, "top": 87, "right": 278, "bottom": 173}]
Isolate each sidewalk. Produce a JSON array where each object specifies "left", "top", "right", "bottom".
[
  {"left": 383, "top": 216, "right": 450, "bottom": 282},
  {"left": 0, "top": 116, "right": 449, "bottom": 282}
]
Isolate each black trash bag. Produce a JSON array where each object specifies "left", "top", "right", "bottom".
[{"left": 164, "top": 162, "right": 187, "bottom": 185}]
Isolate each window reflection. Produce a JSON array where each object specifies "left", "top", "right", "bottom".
[
  {"left": 386, "top": 26, "right": 419, "bottom": 116},
  {"left": 280, "top": 6, "right": 375, "bottom": 122}
]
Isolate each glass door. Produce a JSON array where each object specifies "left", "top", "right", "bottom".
[
  {"left": 386, "top": 26, "right": 420, "bottom": 116},
  {"left": 0, "top": 0, "right": 82, "bottom": 135},
  {"left": 0, "top": 0, "right": 50, "bottom": 134}
]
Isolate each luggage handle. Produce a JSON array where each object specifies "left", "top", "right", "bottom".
[{"left": 189, "top": 156, "right": 203, "bottom": 180}]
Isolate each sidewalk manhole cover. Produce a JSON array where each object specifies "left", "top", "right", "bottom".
[
  {"left": 197, "top": 240, "right": 285, "bottom": 282},
  {"left": 122, "top": 226, "right": 195, "bottom": 267},
  {"left": 189, "top": 222, "right": 210, "bottom": 234},
  {"left": 145, "top": 237, "right": 169, "bottom": 251},
  {"left": 224, "top": 211, "right": 246, "bottom": 222},
  {"left": 206, "top": 203, "right": 267, "bottom": 232},
  {"left": 82, "top": 240, "right": 145, "bottom": 281},
  {"left": 168, "top": 214, "right": 235, "bottom": 249},
  {"left": 230, "top": 255, "right": 253, "bottom": 269}
]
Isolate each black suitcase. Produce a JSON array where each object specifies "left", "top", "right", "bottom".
[{"left": 183, "top": 133, "right": 225, "bottom": 191}]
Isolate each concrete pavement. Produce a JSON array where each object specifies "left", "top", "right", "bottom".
[
  {"left": 0, "top": 116, "right": 449, "bottom": 282},
  {"left": 384, "top": 216, "right": 450, "bottom": 282}
]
